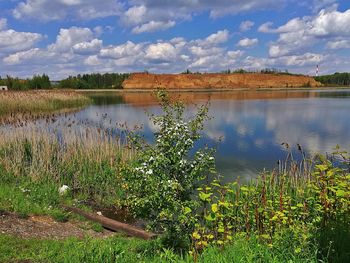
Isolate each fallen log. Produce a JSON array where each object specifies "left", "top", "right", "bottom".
[{"left": 61, "top": 205, "right": 157, "bottom": 240}]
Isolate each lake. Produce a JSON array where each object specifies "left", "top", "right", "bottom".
[{"left": 3, "top": 89, "right": 350, "bottom": 181}]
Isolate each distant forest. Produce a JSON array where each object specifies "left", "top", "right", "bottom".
[
  {"left": 0, "top": 74, "right": 51, "bottom": 90},
  {"left": 315, "top": 72, "right": 350, "bottom": 86},
  {"left": 2, "top": 71, "right": 350, "bottom": 90},
  {"left": 0, "top": 73, "right": 129, "bottom": 90},
  {"left": 59, "top": 73, "right": 130, "bottom": 89}
]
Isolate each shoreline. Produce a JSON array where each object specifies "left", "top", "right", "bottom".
[{"left": 76, "top": 86, "right": 350, "bottom": 93}]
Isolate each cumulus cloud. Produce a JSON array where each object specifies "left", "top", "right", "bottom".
[
  {"left": 100, "top": 41, "right": 144, "bottom": 59},
  {"left": 72, "top": 39, "right": 103, "bottom": 55},
  {"left": 132, "top": 20, "right": 176, "bottom": 34},
  {"left": 13, "top": 0, "right": 122, "bottom": 21},
  {"left": 145, "top": 43, "right": 177, "bottom": 63},
  {"left": 326, "top": 39, "right": 350, "bottom": 49},
  {"left": 48, "top": 27, "right": 94, "bottom": 52},
  {"left": 258, "top": 22, "right": 274, "bottom": 33},
  {"left": 260, "top": 7, "right": 350, "bottom": 58},
  {"left": 237, "top": 38, "right": 258, "bottom": 48},
  {"left": 239, "top": 20, "right": 255, "bottom": 32},
  {"left": 121, "top": 0, "right": 282, "bottom": 33},
  {"left": 0, "top": 29, "right": 42, "bottom": 53},
  {"left": 194, "top": 30, "right": 230, "bottom": 47},
  {"left": 1, "top": 27, "right": 247, "bottom": 78},
  {"left": 3, "top": 48, "right": 57, "bottom": 65}
]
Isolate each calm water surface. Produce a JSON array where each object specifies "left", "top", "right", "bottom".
[
  {"left": 5, "top": 89, "right": 350, "bottom": 181},
  {"left": 85, "top": 89, "right": 350, "bottom": 180}
]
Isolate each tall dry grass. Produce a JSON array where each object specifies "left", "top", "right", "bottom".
[
  {"left": 0, "top": 117, "right": 134, "bottom": 204},
  {"left": 0, "top": 90, "right": 91, "bottom": 121}
]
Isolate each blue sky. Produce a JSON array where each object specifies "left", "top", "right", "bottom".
[{"left": 0, "top": 0, "right": 350, "bottom": 79}]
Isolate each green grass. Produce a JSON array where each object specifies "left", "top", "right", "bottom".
[
  {"left": 0, "top": 176, "right": 68, "bottom": 219},
  {"left": 0, "top": 233, "right": 320, "bottom": 263}
]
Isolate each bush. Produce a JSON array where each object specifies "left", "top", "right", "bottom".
[{"left": 121, "top": 91, "right": 215, "bottom": 249}]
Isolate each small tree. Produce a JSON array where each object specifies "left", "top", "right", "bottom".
[{"left": 121, "top": 91, "right": 215, "bottom": 249}]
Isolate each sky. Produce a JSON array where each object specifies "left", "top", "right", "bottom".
[{"left": 0, "top": 0, "right": 350, "bottom": 79}]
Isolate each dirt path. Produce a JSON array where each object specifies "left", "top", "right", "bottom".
[{"left": 0, "top": 211, "right": 115, "bottom": 240}]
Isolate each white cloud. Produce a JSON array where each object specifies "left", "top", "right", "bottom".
[
  {"left": 48, "top": 27, "right": 94, "bottom": 52},
  {"left": 132, "top": 20, "right": 176, "bottom": 34},
  {"left": 100, "top": 41, "right": 144, "bottom": 59},
  {"left": 0, "top": 18, "right": 7, "bottom": 31},
  {"left": 194, "top": 30, "right": 230, "bottom": 47},
  {"left": 3, "top": 48, "right": 58, "bottom": 65},
  {"left": 237, "top": 38, "right": 258, "bottom": 48},
  {"left": 261, "top": 7, "right": 350, "bottom": 58},
  {"left": 121, "top": 0, "right": 282, "bottom": 33},
  {"left": 72, "top": 39, "right": 102, "bottom": 55},
  {"left": 122, "top": 5, "right": 148, "bottom": 26},
  {"left": 13, "top": 0, "right": 122, "bottom": 21},
  {"left": 258, "top": 22, "right": 274, "bottom": 33},
  {"left": 145, "top": 43, "right": 177, "bottom": 62},
  {"left": 0, "top": 29, "right": 42, "bottom": 53},
  {"left": 84, "top": 55, "right": 101, "bottom": 66},
  {"left": 227, "top": 50, "right": 244, "bottom": 59},
  {"left": 326, "top": 39, "right": 350, "bottom": 49},
  {"left": 239, "top": 20, "right": 255, "bottom": 32}
]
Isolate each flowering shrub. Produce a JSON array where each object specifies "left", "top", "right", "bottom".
[{"left": 121, "top": 91, "right": 215, "bottom": 248}]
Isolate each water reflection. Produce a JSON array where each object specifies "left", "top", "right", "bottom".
[
  {"left": 2, "top": 89, "right": 350, "bottom": 181},
  {"left": 84, "top": 89, "right": 350, "bottom": 180}
]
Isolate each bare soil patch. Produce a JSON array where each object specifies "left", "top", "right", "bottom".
[{"left": 0, "top": 211, "right": 114, "bottom": 240}]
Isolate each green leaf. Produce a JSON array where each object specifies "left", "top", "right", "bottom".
[
  {"left": 240, "top": 186, "right": 249, "bottom": 192},
  {"left": 192, "top": 232, "right": 201, "bottom": 240},
  {"left": 199, "top": 192, "right": 212, "bottom": 201},
  {"left": 184, "top": 206, "right": 192, "bottom": 215},
  {"left": 211, "top": 204, "right": 218, "bottom": 213},
  {"left": 316, "top": 164, "right": 328, "bottom": 172},
  {"left": 336, "top": 190, "right": 346, "bottom": 197},
  {"left": 204, "top": 213, "right": 216, "bottom": 221}
]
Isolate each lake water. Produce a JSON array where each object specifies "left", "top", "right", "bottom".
[{"left": 3, "top": 89, "right": 350, "bottom": 181}]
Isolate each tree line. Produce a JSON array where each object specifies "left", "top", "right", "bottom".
[
  {"left": 59, "top": 73, "right": 130, "bottom": 89},
  {"left": 0, "top": 73, "right": 130, "bottom": 90},
  {"left": 315, "top": 72, "right": 350, "bottom": 86},
  {"left": 0, "top": 74, "right": 51, "bottom": 90}
]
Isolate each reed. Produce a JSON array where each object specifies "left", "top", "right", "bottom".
[
  {"left": 0, "top": 90, "right": 91, "bottom": 121},
  {"left": 0, "top": 121, "right": 134, "bottom": 206}
]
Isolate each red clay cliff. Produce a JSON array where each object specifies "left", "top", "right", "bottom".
[{"left": 122, "top": 73, "right": 321, "bottom": 90}]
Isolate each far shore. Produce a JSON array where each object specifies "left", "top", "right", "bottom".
[{"left": 76, "top": 86, "right": 350, "bottom": 93}]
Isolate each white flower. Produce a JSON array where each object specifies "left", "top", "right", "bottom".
[
  {"left": 58, "top": 185, "right": 69, "bottom": 195},
  {"left": 97, "top": 211, "right": 103, "bottom": 216},
  {"left": 146, "top": 169, "right": 153, "bottom": 175}
]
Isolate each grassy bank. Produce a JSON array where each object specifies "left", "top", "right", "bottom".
[
  {"left": 0, "top": 233, "right": 320, "bottom": 263},
  {"left": 0, "top": 90, "right": 91, "bottom": 120}
]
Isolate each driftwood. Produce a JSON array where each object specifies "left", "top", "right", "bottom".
[{"left": 61, "top": 205, "right": 156, "bottom": 240}]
